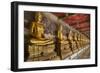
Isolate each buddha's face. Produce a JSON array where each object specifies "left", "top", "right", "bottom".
[{"left": 35, "top": 12, "right": 42, "bottom": 23}]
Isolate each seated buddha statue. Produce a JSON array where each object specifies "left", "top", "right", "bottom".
[
  {"left": 30, "top": 12, "right": 54, "bottom": 45},
  {"left": 57, "top": 24, "right": 72, "bottom": 59},
  {"left": 68, "top": 30, "right": 78, "bottom": 52},
  {"left": 57, "top": 24, "right": 68, "bottom": 44}
]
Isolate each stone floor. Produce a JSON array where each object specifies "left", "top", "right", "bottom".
[
  {"left": 67, "top": 45, "right": 90, "bottom": 59},
  {"left": 79, "top": 47, "right": 90, "bottom": 59}
]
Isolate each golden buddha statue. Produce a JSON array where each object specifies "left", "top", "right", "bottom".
[
  {"left": 30, "top": 12, "right": 53, "bottom": 45},
  {"left": 68, "top": 30, "right": 73, "bottom": 41},
  {"left": 68, "top": 30, "right": 78, "bottom": 53},
  {"left": 57, "top": 24, "right": 72, "bottom": 59},
  {"left": 27, "top": 12, "right": 55, "bottom": 61},
  {"left": 57, "top": 24, "right": 68, "bottom": 44},
  {"left": 74, "top": 33, "right": 80, "bottom": 49},
  {"left": 31, "top": 12, "right": 44, "bottom": 40}
]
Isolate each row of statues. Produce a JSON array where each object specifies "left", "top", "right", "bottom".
[{"left": 25, "top": 12, "right": 90, "bottom": 61}]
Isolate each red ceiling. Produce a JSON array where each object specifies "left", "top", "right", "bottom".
[{"left": 52, "top": 13, "right": 90, "bottom": 38}]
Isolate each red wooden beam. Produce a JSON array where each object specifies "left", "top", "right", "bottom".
[
  {"left": 75, "top": 22, "right": 90, "bottom": 29},
  {"left": 68, "top": 22, "right": 90, "bottom": 30},
  {"left": 63, "top": 14, "right": 90, "bottom": 25},
  {"left": 79, "top": 27, "right": 90, "bottom": 32}
]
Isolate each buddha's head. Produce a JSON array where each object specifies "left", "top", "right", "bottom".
[
  {"left": 58, "top": 24, "right": 63, "bottom": 32},
  {"left": 68, "top": 30, "right": 73, "bottom": 40},
  {"left": 35, "top": 12, "right": 43, "bottom": 23}
]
